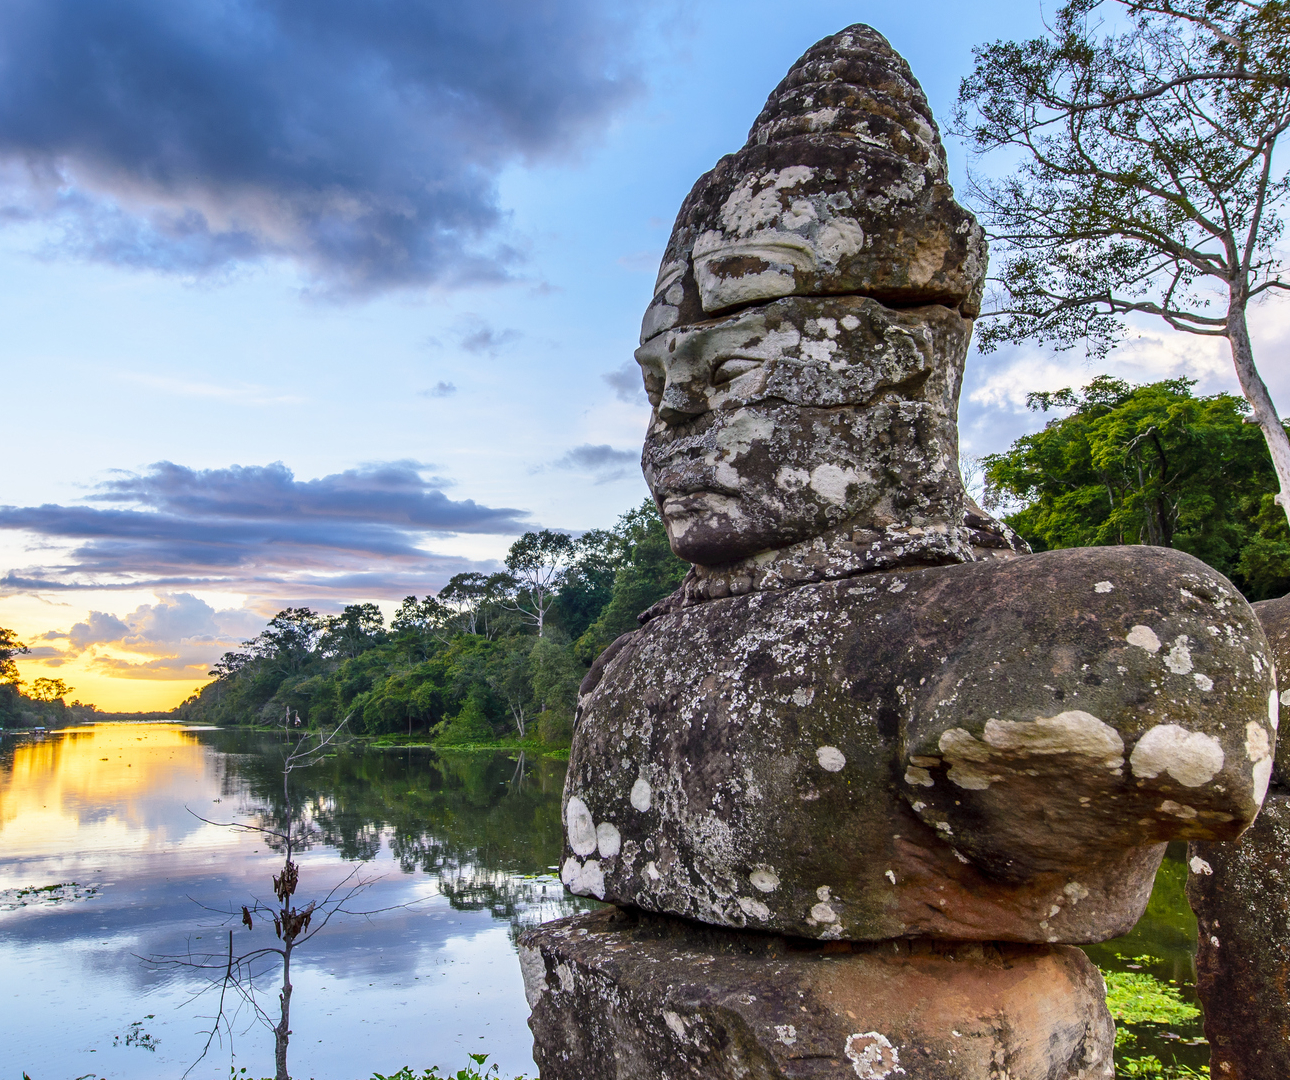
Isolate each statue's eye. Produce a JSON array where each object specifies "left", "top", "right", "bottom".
[{"left": 711, "top": 358, "right": 762, "bottom": 385}]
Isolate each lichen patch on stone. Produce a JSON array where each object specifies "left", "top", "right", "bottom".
[
  {"left": 1127, "top": 625, "right": 1162, "bottom": 653},
  {"left": 1129, "top": 725, "right": 1225, "bottom": 787}
]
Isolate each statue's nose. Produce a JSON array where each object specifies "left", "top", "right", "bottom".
[{"left": 658, "top": 380, "right": 708, "bottom": 426}]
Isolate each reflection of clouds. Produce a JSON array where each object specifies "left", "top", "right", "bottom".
[{"left": 1, "top": 734, "right": 570, "bottom": 1076}]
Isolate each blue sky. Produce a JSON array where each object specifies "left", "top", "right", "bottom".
[{"left": 2, "top": 0, "right": 1287, "bottom": 709}]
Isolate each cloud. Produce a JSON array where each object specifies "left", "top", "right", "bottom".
[
  {"left": 0, "top": 460, "right": 525, "bottom": 596},
  {"left": 458, "top": 319, "right": 521, "bottom": 356},
  {"left": 0, "top": 0, "right": 642, "bottom": 295},
  {"left": 68, "top": 610, "right": 131, "bottom": 649},
  {"left": 602, "top": 361, "right": 647, "bottom": 405},
  {"left": 554, "top": 443, "right": 638, "bottom": 484},
  {"left": 419, "top": 381, "right": 458, "bottom": 398}
]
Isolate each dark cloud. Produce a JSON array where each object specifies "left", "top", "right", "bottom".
[
  {"left": 0, "top": 0, "right": 642, "bottom": 294},
  {"left": 420, "top": 381, "right": 458, "bottom": 398},
  {"left": 603, "top": 361, "right": 647, "bottom": 405},
  {"left": 0, "top": 460, "right": 525, "bottom": 594},
  {"left": 554, "top": 443, "right": 638, "bottom": 484}
]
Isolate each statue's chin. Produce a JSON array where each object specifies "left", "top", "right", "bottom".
[{"left": 659, "top": 492, "right": 798, "bottom": 567}]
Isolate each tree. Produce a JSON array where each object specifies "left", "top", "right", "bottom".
[
  {"left": 437, "top": 572, "right": 513, "bottom": 639},
  {"left": 0, "top": 626, "right": 28, "bottom": 684},
  {"left": 982, "top": 375, "right": 1290, "bottom": 598},
  {"left": 319, "top": 603, "right": 386, "bottom": 659},
  {"left": 152, "top": 720, "right": 375, "bottom": 1080},
  {"left": 28, "top": 677, "right": 72, "bottom": 703},
  {"left": 503, "top": 530, "right": 577, "bottom": 637},
  {"left": 956, "top": 0, "right": 1290, "bottom": 525}
]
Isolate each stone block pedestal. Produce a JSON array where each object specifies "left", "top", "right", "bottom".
[{"left": 518, "top": 908, "right": 1114, "bottom": 1080}]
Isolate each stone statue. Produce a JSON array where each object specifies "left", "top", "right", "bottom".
[{"left": 520, "top": 25, "right": 1277, "bottom": 1080}]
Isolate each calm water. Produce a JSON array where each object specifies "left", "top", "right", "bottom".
[
  {"left": 0, "top": 724, "right": 591, "bottom": 1080},
  {"left": 1, "top": 723, "right": 1207, "bottom": 1080}
]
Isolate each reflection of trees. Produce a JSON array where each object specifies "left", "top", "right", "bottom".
[{"left": 199, "top": 733, "right": 595, "bottom": 930}]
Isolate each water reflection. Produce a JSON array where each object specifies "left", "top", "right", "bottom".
[{"left": 0, "top": 724, "right": 589, "bottom": 1080}]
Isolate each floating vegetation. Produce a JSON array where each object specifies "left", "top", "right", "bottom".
[
  {"left": 1104, "top": 969, "right": 1201, "bottom": 1028},
  {"left": 114, "top": 1016, "right": 159, "bottom": 1051},
  {"left": 0, "top": 881, "right": 100, "bottom": 911}
]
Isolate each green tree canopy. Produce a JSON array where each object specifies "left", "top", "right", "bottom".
[
  {"left": 983, "top": 375, "right": 1290, "bottom": 598},
  {"left": 956, "top": 0, "right": 1290, "bottom": 526}
]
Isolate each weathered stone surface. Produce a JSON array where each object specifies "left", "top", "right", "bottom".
[
  {"left": 1187, "top": 791, "right": 1290, "bottom": 1080},
  {"left": 1252, "top": 594, "right": 1290, "bottom": 784},
  {"left": 520, "top": 907, "right": 1114, "bottom": 1080},
  {"left": 640, "top": 25, "right": 986, "bottom": 341},
  {"left": 563, "top": 546, "right": 1274, "bottom": 942},
  {"left": 636, "top": 25, "right": 993, "bottom": 576},
  {"left": 637, "top": 294, "right": 975, "bottom": 568}
]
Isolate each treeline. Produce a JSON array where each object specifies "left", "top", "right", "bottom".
[
  {"left": 177, "top": 500, "right": 689, "bottom": 744},
  {"left": 0, "top": 630, "right": 98, "bottom": 729},
  {"left": 982, "top": 376, "right": 1290, "bottom": 601}
]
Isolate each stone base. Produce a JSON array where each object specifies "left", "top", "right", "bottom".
[
  {"left": 518, "top": 908, "right": 1113, "bottom": 1080},
  {"left": 1188, "top": 790, "right": 1290, "bottom": 1080}
]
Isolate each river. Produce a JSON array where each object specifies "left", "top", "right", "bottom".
[
  {"left": 1, "top": 722, "right": 1207, "bottom": 1079},
  {"left": 1, "top": 723, "right": 592, "bottom": 1080}
]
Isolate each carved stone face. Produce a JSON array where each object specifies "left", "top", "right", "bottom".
[
  {"left": 634, "top": 25, "right": 986, "bottom": 568},
  {"left": 637, "top": 295, "right": 970, "bottom": 565}
]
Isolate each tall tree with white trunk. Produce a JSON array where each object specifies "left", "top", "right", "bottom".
[{"left": 956, "top": 0, "right": 1290, "bottom": 525}]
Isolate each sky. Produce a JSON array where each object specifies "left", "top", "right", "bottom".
[{"left": 1, "top": 0, "right": 1287, "bottom": 711}]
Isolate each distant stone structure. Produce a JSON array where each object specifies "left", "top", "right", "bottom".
[
  {"left": 520, "top": 24, "right": 1277, "bottom": 1080},
  {"left": 1186, "top": 595, "right": 1290, "bottom": 1080}
]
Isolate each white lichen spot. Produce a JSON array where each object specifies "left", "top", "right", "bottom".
[
  {"left": 1094, "top": 581, "right": 1114, "bottom": 593},
  {"left": 596, "top": 821, "right": 621, "bottom": 858},
  {"left": 809, "top": 463, "right": 859, "bottom": 506},
  {"left": 844, "top": 1032, "right": 904, "bottom": 1079},
  {"left": 816, "top": 885, "right": 832, "bottom": 901},
  {"left": 1159, "top": 800, "right": 1198, "bottom": 819},
  {"left": 936, "top": 821, "right": 953, "bottom": 835},
  {"left": 885, "top": 870, "right": 897, "bottom": 884},
  {"left": 1246, "top": 721, "right": 1271, "bottom": 764},
  {"left": 1194, "top": 673, "right": 1214, "bottom": 692},
  {"left": 555, "top": 962, "right": 575, "bottom": 993},
  {"left": 817, "top": 745, "right": 847, "bottom": 772},
  {"left": 565, "top": 796, "right": 598, "bottom": 856},
  {"left": 738, "top": 896, "right": 770, "bottom": 921},
  {"left": 775, "top": 1024, "right": 798, "bottom": 1046},
  {"left": 911, "top": 801, "right": 927, "bottom": 813},
  {"left": 1189, "top": 855, "right": 1214, "bottom": 876},
  {"left": 791, "top": 686, "right": 815, "bottom": 707},
  {"left": 750, "top": 868, "right": 780, "bottom": 893},
  {"left": 1271, "top": 689, "right": 1282, "bottom": 732},
  {"left": 630, "top": 777, "right": 652, "bottom": 812},
  {"left": 1254, "top": 756, "right": 1273, "bottom": 806},
  {"left": 1064, "top": 881, "right": 1089, "bottom": 902},
  {"left": 562, "top": 857, "right": 605, "bottom": 899},
  {"left": 1165, "top": 636, "right": 1193, "bottom": 675},
  {"left": 645, "top": 860, "right": 661, "bottom": 882},
  {"left": 810, "top": 902, "right": 838, "bottom": 923},
  {"left": 952, "top": 849, "right": 970, "bottom": 865},
  {"left": 983, "top": 710, "right": 1125, "bottom": 765},
  {"left": 518, "top": 944, "right": 548, "bottom": 1008},
  {"left": 1127, "top": 625, "right": 1162, "bottom": 653},
  {"left": 888, "top": 579, "right": 906, "bottom": 593},
  {"left": 663, "top": 1010, "right": 688, "bottom": 1040},
  {"left": 903, "top": 766, "right": 934, "bottom": 787},
  {"left": 1130, "top": 725, "right": 1225, "bottom": 787}
]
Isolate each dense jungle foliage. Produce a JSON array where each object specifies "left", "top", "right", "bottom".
[
  {"left": 176, "top": 499, "right": 688, "bottom": 743},
  {"left": 982, "top": 376, "right": 1290, "bottom": 601}
]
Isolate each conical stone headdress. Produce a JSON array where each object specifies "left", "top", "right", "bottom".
[{"left": 641, "top": 24, "right": 986, "bottom": 346}]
